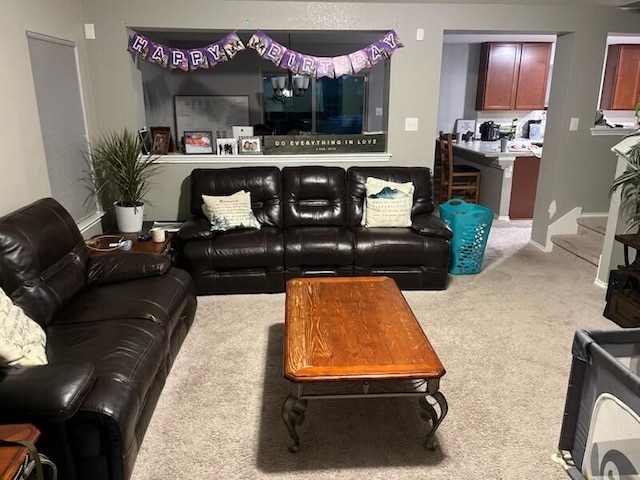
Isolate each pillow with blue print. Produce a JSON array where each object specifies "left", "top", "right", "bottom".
[{"left": 361, "top": 177, "right": 414, "bottom": 227}]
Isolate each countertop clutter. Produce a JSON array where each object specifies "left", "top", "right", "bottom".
[{"left": 452, "top": 139, "right": 543, "bottom": 158}]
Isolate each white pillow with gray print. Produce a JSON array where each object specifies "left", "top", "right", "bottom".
[
  {"left": 202, "top": 190, "right": 261, "bottom": 231},
  {"left": 0, "top": 288, "right": 47, "bottom": 367}
]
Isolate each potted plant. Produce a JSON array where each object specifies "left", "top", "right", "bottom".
[
  {"left": 610, "top": 133, "right": 640, "bottom": 233},
  {"left": 90, "top": 128, "right": 160, "bottom": 233}
]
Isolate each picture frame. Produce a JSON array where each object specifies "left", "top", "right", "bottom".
[
  {"left": 150, "top": 126, "right": 171, "bottom": 154},
  {"left": 138, "top": 128, "right": 152, "bottom": 154},
  {"left": 183, "top": 131, "right": 214, "bottom": 154},
  {"left": 239, "top": 136, "right": 262, "bottom": 155},
  {"left": 456, "top": 119, "right": 476, "bottom": 136},
  {"left": 216, "top": 137, "right": 238, "bottom": 156}
]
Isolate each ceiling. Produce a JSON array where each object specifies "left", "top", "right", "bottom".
[{"left": 245, "top": 0, "right": 636, "bottom": 6}]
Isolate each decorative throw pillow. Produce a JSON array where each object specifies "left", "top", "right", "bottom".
[
  {"left": 0, "top": 288, "right": 47, "bottom": 367},
  {"left": 362, "top": 177, "right": 414, "bottom": 227},
  {"left": 202, "top": 190, "right": 261, "bottom": 232}
]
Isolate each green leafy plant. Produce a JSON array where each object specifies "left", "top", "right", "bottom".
[
  {"left": 89, "top": 129, "right": 160, "bottom": 209},
  {"left": 610, "top": 137, "right": 640, "bottom": 232}
]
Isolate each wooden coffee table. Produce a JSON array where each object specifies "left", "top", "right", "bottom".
[{"left": 282, "top": 276, "right": 448, "bottom": 452}]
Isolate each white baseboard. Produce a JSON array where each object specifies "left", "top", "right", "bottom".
[{"left": 529, "top": 239, "right": 547, "bottom": 252}]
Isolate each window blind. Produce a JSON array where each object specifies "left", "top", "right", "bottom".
[{"left": 27, "top": 31, "right": 98, "bottom": 227}]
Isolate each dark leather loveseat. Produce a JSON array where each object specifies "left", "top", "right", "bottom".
[
  {"left": 0, "top": 198, "right": 197, "bottom": 480},
  {"left": 177, "top": 166, "right": 452, "bottom": 295}
]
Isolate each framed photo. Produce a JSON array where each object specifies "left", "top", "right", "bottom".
[
  {"left": 183, "top": 131, "right": 213, "bottom": 154},
  {"left": 138, "top": 128, "right": 152, "bottom": 154},
  {"left": 216, "top": 138, "right": 238, "bottom": 155},
  {"left": 239, "top": 136, "right": 262, "bottom": 155},
  {"left": 456, "top": 119, "right": 476, "bottom": 135},
  {"left": 150, "top": 126, "right": 171, "bottom": 154}
]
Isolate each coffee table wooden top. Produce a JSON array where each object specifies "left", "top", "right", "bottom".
[{"left": 284, "top": 276, "right": 445, "bottom": 383}]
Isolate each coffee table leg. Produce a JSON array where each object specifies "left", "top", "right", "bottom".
[
  {"left": 282, "top": 394, "right": 308, "bottom": 453},
  {"left": 419, "top": 392, "right": 448, "bottom": 450}
]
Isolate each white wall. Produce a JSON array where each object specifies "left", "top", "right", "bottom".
[
  {"left": 0, "top": 0, "right": 93, "bottom": 215},
  {"left": 3, "top": 0, "right": 640, "bottom": 239},
  {"left": 437, "top": 43, "right": 472, "bottom": 135}
]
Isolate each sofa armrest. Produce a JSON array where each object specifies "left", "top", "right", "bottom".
[
  {"left": 87, "top": 253, "right": 171, "bottom": 286},
  {"left": 0, "top": 363, "right": 95, "bottom": 424},
  {"left": 411, "top": 214, "right": 453, "bottom": 240},
  {"left": 177, "top": 217, "right": 215, "bottom": 242}
]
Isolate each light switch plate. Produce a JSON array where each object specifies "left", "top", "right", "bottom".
[
  {"left": 405, "top": 117, "right": 419, "bottom": 131},
  {"left": 84, "top": 23, "right": 96, "bottom": 39},
  {"left": 569, "top": 117, "right": 579, "bottom": 131},
  {"left": 416, "top": 29, "right": 424, "bottom": 41}
]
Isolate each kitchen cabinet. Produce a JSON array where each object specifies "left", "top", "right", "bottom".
[
  {"left": 600, "top": 44, "right": 640, "bottom": 110},
  {"left": 476, "top": 42, "right": 552, "bottom": 111},
  {"left": 509, "top": 156, "right": 540, "bottom": 219}
]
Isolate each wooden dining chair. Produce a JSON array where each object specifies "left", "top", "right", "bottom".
[{"left": 437, "top": 131, "right": 481, "bottom": 204}]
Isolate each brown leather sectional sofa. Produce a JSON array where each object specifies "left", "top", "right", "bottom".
[
  {"left": 0, "top": 198, "right": 197, "bottom": 480},
  {"left": 177, "top": 165, "right": 452, "bottom": 295}
]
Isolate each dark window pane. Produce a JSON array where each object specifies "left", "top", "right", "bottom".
[{"left": 316, "top": 76, "right": 365, "bottom": 134}]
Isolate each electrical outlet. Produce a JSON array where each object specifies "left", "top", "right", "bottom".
[
  {"left": 569, "top": 117, "right": 579, "bottom": 131},
  {"left": 375, "top": 107, "right": 383, "bottom": 116},
  {"left": 405, "top": 117, "right": 419, "bottom": 131}
]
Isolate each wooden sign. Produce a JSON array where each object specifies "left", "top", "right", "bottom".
[{"left": 262, "top": 134, "right": 386, "bottom": 155}]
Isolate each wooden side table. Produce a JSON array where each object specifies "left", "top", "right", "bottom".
[
  {"left": 86, "top": 232, "right": 175, "bottom": 257},
  {"left": 604, "top": 234, "right": 640, "bottom": 327},
  {"left": 0, "top": 424, "right": 40, "bottom": 480}
]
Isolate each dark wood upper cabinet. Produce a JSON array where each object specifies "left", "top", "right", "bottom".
[
  {"left": 600, "top": 44, "right": 640, "bottom": 110},
  {"left": 476, "top": 42, "right": 552, "bottom": 111}
]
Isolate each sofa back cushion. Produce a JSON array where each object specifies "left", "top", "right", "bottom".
[
  {"left": 190, "top": 168, "right": 282, "bottom": 228},
  {"left": 347, "top": 167, "right": 434, "bottom": 227},
  {"left": 282, "top": 166, "right": 346, "bottom": 227},
  {"left": 0, "top": 198, "right": 89, "bottom": 327}
]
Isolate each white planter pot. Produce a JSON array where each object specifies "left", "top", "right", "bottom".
[{"left": 114, "top": 202, "right": 144, "bottom": 233}]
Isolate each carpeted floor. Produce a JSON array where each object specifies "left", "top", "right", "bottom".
[{"left": 131, "top": 219, "right": 615, "bottom": 479}]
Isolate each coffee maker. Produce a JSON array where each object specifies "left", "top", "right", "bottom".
[{"left": 479, "top": 121, "right": 500, "bottom": 141}]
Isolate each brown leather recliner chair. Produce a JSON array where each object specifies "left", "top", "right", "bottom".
[{"left": 0, "top": 198, "right": 197, "bottom": 480}]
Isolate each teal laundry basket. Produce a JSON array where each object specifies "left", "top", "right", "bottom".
[{"left": 439, "top": 199, "right": 494, "bottom": 274}]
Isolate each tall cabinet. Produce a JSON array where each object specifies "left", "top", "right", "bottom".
[
  {"left": 476, "top": 42, "right": 552, "bottom": 111},
  {"left": 600, "top": 44, "right": 640, "bottom": 110}
]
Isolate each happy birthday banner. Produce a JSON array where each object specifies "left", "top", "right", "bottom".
[{"left": 127, "top": 30, "right": 403, "bottom": 78}]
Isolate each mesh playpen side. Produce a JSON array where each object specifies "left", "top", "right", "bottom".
[{"left": 557, "top": 329, "right": 640, "bottom": 479}]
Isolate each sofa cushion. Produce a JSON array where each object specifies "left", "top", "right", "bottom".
[
  {"left": 284, "top": 226, "right": 354, "bottom": 268},
  {"left": 202, "top": 191, "right": 261, "bottom": 231},
  {"left": 362, "top": 177, "right": 414, "bottom": 228},
  {"left": 0, "top": 288, "right": 47, "bottom": 367},
  {"left": 282, "top": 166, "right": 346, "bottom": 227},
  {"left": 0, "top": 198, "right": 89, "bottom": 327},
  {"left": 190, "top": 167, "right": 282, "bottom": 228},
  {"left": 51, "top": 268, "right": 194, "bottom": 346},
  {"left": 183, "top": 227, "right": 283, "bottom": 270},
  {"left": 352, "top": 226, "right": 447, "bottom": 267},
  {"left": 347, "top": 167, "right": 435, "bottom": 227}
]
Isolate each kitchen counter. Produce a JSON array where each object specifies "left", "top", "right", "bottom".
[
  {"left": 451, "top": 139, "right": 542, "bottom": 219},
  {"left": 453, "top": 139, "right": 542, "bottom": 159}
]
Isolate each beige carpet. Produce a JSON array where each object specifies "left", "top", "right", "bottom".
[{"left": 131, "top": 220, "right": 615, "bottom": 479}]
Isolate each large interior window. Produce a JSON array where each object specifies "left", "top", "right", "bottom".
[
  {"left": 263, "top": 74, "right": 366, "bottom": 135},
  {"left": 139, "top": 30, "right": 389, "bottom": 148}
]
